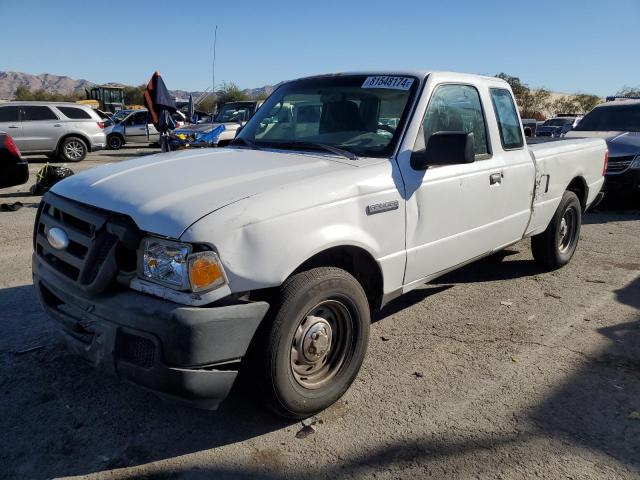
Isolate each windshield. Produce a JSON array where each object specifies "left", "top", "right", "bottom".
[
  {"left": 574, "top": 104, "right": 640, "bottom": 132},
  {"left": 235, "top": 75, "right": 420, "bottom": 157},
  {"left": 215, "top": 104, "right": 253, "bottom": 123},
  {"left": 543, "top": 118, "right": 574, "bottom": 126},
  {"left": 112, "top": 110, "right": 132, "bottom": 123}
]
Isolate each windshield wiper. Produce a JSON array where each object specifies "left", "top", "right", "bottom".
[
  {"left": 229, "top": 137, "right": 259, "bottom": 150},
  {"left": 274, "top": 141, "right": 358, "bottom": 160}
]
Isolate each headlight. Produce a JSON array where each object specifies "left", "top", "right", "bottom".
[
  {"left": 141, "top": 238, "right": 191, "bottom": 289},
  {"left": 630, "top": 155, "right": 640, "bottom": 170},
  {"left": 140, "top": 238, "right": 227, "bottom": 293}
]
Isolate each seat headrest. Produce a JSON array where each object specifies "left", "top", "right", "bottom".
[{"left": 320, "top": 100, "right": 363, "bottom": 134}]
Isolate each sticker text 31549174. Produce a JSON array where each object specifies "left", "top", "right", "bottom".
[{"left": 362, "top": 76, "right": 415, "bottom": 90}]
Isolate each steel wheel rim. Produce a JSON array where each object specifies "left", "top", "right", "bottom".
[
  {"left": 64, "top": 141, "right": 84, "bottom": 160},
  {"left": 558, "top": 206, "right": 577, "bottom": 253},
  {"left": 290, "top": 299, "right": 355, "bottom": 390}
]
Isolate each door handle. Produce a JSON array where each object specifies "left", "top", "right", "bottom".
[
  {"left": 489, "top": 172, "right": 503, "bottom": 185},
  {"left": 53, "top": 124, "right": 62, "bottom": 127},
  {"left": 8, "top": 125, "right": 19, "bottom": 128}
]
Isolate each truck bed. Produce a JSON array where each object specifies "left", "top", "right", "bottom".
[{"left": 525, "top": 138, "right": 607, "bottom": 237}]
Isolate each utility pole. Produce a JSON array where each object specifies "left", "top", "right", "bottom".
[{"left": 212, "top": 25, "right": 218, "bottom": 110}]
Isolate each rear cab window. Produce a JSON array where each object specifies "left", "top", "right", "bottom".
[
  {"left": 490, "top": 88, "right": 524, "bottom": 149},
  {"left": 21, "top": 106, "right": 58, "bottom": 121},
  {"left": 57, "top": 106, "right": 93, "bottom": 119}
]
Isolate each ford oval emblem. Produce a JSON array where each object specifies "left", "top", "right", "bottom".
[{"left": 46, "top": 227, "right": 69, "bottom": 250}]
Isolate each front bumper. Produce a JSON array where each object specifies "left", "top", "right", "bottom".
[{"left": 33, "top": 254, "right": 269, "bottom": 409}]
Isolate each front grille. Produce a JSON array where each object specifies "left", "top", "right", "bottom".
[
  {"left": 116, "top": 331, "right": 156, "bottom": 368},
  {"left": 606, "top": 155, "right": 634, "bottom": 174},
  {"left": 35, "top": 193, "right": 126, "bottom": 293}
]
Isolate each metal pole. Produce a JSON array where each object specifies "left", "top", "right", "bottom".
[{"left": 212, "top": 25, "right": 218, "bottom": 107}]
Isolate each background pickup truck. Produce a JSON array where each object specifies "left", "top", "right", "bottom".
[
  {"left": 33, "top": 71, "right": 606, "bottom": 419},
  {"left": 174, "top": 101, "right": 264, "bottom": 147}
]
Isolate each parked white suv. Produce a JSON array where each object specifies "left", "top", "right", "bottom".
[{"left": 0, "top": 102, "right": 106, "bottom": 162}]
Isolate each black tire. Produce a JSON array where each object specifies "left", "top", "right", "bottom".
[
  {"left": 107, "top": 134, "right": 124, "bottom": 150},
  {"left": 531, "top": 190, "right": 582, "bottom": 269},
  {"left": 59, "top": 136, "right": 87, "bottom": 162},
  {"left": 254, "top": 267, "right": 370, "bottom": 419}
]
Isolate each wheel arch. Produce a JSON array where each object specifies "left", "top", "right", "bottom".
[
  {"left": 55, "top": 132, "right": 90, "bottom": 154},
  {"left": 566, "top": 176, "right": 588, "bottom": 209},
  {"left": 291, "top": 245, "right": 384, "bottom": 311},
  {"left": 107, "top": 132, "right": 125, "bottom": 147}
]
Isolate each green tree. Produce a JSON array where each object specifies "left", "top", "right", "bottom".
[
  {"left": 615, "top": 85, "right": 640, "bottom": 97},
  {"left": 495, "top": 73, "right": 528, "bottom": 99},
  {"left": 549, "top": 96, "right": 579, "bottom": 115},
  {"left": 123, "top": 84, "right": 147, "bottom": 105},
  {"left": 573, "top": 93, "right": 601, "bottom": 113},
  {"left": 14, "top": 86, "right": 82, "bottom": 102},
  {"left": 216, "top": 81, "right": 248, "bottom": 107},
  {"left": 520, "top": 88, "right": 551, "bottom": 119}
]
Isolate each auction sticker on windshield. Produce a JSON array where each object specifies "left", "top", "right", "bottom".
[{"left": 362, "top": 76, "right": 414, "bottom": 90}]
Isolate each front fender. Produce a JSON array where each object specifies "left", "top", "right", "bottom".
[{"left": 180, "top": 190, "right": 406, "bottom": 295}]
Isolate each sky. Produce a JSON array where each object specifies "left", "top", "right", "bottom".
[{"left": 1, "top": 0, "right": 638, "bottom": 96}]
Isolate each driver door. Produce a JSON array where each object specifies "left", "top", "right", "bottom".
[
  {"left": 403, "top": 83, "right": 509, "bottom": 285},
  {"left": 124, "top": 111, "right": 149, "bottom": 143}
]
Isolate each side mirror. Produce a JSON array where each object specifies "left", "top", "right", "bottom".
[{"left": 411, "top": 131, "right": 475, "bottom": 170}]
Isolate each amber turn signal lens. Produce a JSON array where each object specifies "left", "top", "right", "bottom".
[{"left": 188, "top": 252, "right": 226, "bottom": 292}]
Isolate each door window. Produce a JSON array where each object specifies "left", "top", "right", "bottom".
[
  {"left": 0, "top": 106, "right": 20, "bottom": 122},
  {"left": 421, "top": 84, "right": 489, "bottom": 157},
  {"left": 126, "top": 111, "right": 147, "bottom": 125},
  {"left": 21, "top": 106, "right": 58, "bottom": 121},
  {"left": 490, "top": 89, "right": 524, "bottom": 149}
]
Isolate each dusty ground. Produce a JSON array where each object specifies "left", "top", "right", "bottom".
[{"left": 0, "top": 148, "right": 639, "bottom": 480}]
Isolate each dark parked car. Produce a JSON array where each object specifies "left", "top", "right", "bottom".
[
  {"left": 521, "top": 118, "right": 537, "bottom": 137},
  {"left": 566, "top": 100, "right": 640, "bottom": 194},
  {"left": 0, "top": 131, "right": 29, "bottom": 188},
  {"left": 537, "top": 116, "right": 582, "bottom": 138}
]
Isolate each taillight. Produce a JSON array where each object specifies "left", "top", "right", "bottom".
[
  {"left": 603, "top": 150, "right": 608, "bottom": 176},
  {"left": 97, "top": 121, "right": 105, "bottom": 129},
  {"left": 4, "top": 134, "right": 21, "bottom": 158}
]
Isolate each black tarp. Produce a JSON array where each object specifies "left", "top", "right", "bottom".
[{"left": 143, "top": 71, "right": 177, "bottom": 150}]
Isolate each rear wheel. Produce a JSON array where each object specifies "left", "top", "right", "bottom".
[
  {"left": 254, "top": 267, "right": 370, "bottom": 419},
  {"left": 532, "top": 190, "right": 582, "bottom": 269},
  {"left": 59, "top": 137, "right": 87, "bottom": 162}
]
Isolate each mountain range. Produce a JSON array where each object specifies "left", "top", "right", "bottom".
[{"left": 0, "top": 70, "right": 274, "bottom": 101}]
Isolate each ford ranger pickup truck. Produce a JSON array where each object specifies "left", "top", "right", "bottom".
[{"left": 32, "top": 71, "right": 607, "bottom": 419}]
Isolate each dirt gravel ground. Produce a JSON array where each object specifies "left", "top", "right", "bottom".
[{"left": 0, "top": 148, "right": 639, "bottom": 480}]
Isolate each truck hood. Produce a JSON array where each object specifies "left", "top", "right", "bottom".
[
  {"left": 565, "top": 131, "right": 640, "bottom": 157},
  {"left": 51, "top": 148, "right": 358, "bottom": 239}
]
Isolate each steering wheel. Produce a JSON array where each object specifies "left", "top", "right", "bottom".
[{"left": 377, "top": 124, "right": 395, "bottom": 134}]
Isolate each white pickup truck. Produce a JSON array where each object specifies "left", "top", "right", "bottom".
[{"left": 33, "top": 71, "right": 606, "bottom": 418}]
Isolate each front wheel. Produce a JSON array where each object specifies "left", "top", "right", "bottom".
[
  {"left": 254, "top": 267, "right": 370, "bottom": 419},
  {"left": 107, "top": 134, "right": 124, "bottom": 150},
  {"left": 531, "top": 190, "right": 582, "bottom": 269}
]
